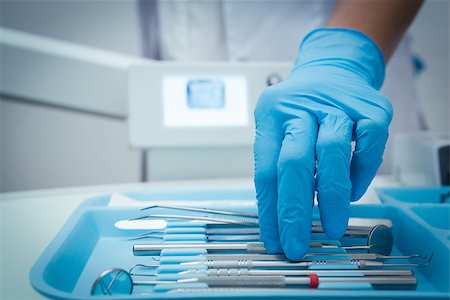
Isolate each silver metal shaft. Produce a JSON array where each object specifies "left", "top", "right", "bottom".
[
  {"left": 140, "top": 205, "right": 259, "bottom": 218},
  {"left": 204, "top": 253, "right": 424, "bottom": 261},
  {"left": 182, "top": 259, "right": 423, "bottom": 269},
  {"left": 179, "top": 275, "right": 416, "bottom": 288},
  {"left": 205, "top": 253, "right": 287, "bottom": 261},
  {"left": 312, "top": 218, "right": 392, "bottom": 230},
  {"left": 133, "top": 242, "right": 263, "bottom": 255},
  {"left": 206, "top": 227, "right": 386, "bottom": 241},
  {"left": 133, "top": 242, "right": 371, "bottom": 256},
  {"left": 129, "top": 233, "right": 260, "bottom": 242},
  {"left": 180, "top": 268, "right": 414, "bottom": 277},
  {"left": 135, "top": 214, "right": 259, "bottom": 225}
]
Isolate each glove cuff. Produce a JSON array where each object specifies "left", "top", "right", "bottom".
[{"left": 294, "top": 28, "right": 386, "bottom": 90}]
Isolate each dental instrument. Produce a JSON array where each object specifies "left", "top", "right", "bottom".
[
  {"left": 137, "top": 205, "right": 393, "bottom": 229},
  {"left": 191, "top": 253, "right": 427, "bottom": 261},
  {"left": 140, "top": 205, "right": 258, "bottom": 218},
  {"left": 131, "top": 214, "right": 259, "bottom": 225},
  {"left": 179, "top": 268, "right": 414, "bottom": 277},
  {"left": 129, "top": 232, "right": 261, "bottom": 242},
  {"left": 178, "top": 275, "right": 417, "bottom": 289},
  {"left": 180, "top": 257, "right": 432, "bottom": 269},
  {"left": 133, "top": 240, "right": 387, "bottom": 256}
]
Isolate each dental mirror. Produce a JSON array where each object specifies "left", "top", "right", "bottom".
[
  {"left": 367, "top": 224, "right": 393, "bottom": 256},
  {"left": 91, "top": 268, "right": 133, "bottom": 295}
]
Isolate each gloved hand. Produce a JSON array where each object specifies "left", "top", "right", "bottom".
[{"left": 254, "top": 28, "right": 393, "bottom": 261}]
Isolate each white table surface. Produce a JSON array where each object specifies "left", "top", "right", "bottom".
[{"left": 0, "top": 176, "right": 398, "bottom": 300}]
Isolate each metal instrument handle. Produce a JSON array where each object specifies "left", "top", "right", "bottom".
[
  {"left": 147, "top": 214, "right": 258, "bottom": 225},
  {"left": 319, "top": 276, "right": 417, "bottom": 287},
  {"left": 234, "top": 269, "right": 413, "bottom": 277},
  {"left": 196, "top": 276, "right": 291, "bottom": 288},
  {"left": 206, "top": 260, "right": 253, "bottom": 269},
  {"left": 207, "top": 269, "right": 251, "bottom": 276},
  {"left": 205, "top": 254, "right": 286, "bottom": 261},
  {"left": 133, "top": 242, "right": 266, "bottom": 255},
  {"left": 246, "top": 242, "right": 267, "bottom": 253}
]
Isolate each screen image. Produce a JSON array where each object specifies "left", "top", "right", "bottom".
[
  {"left": 186, "top": 79, "right": 225, "bottom": 109},
  {"left": 162, "top": 75, "right": 249, "bottom": 127}
]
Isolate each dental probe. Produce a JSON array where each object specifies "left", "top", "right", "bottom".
[
  {"left": 152, "top": 253, "right": 426, "bottom": 265},
  {"left": 202, "top": 253, "right": 426, "bottom": 261},
  {"left": 179, "top": 268, "right": 414, "bottom": 277},
  {"left": 129, "top": 233, "right": 262, "bottom": 241},
  {"left": 181, "top": 259, "right": 429, "bottom": 269},
  {"left": 133, "top": 242, "right": 374, "bottom": 255},
  {"left": 127, "top": 263, "right": 415, "bottom": 278},
  {"left": 175, "top": 275, "right": 417, "bottom": 289}
]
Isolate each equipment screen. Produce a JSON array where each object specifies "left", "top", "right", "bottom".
[{"left": 162, "top": 75, "right": 249, "bottom": 127}]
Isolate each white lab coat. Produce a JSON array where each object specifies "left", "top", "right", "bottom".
[{"left": 139, "top": 0, "right": 425, "bottom": 173}]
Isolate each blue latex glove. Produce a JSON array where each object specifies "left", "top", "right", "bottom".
[{"left": 254, "top": 28, "right": 393, "bottom": 261}]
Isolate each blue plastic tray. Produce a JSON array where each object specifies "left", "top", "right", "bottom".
[{"left": 30, "top": 187, "right": 450, "bottom": 299}]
